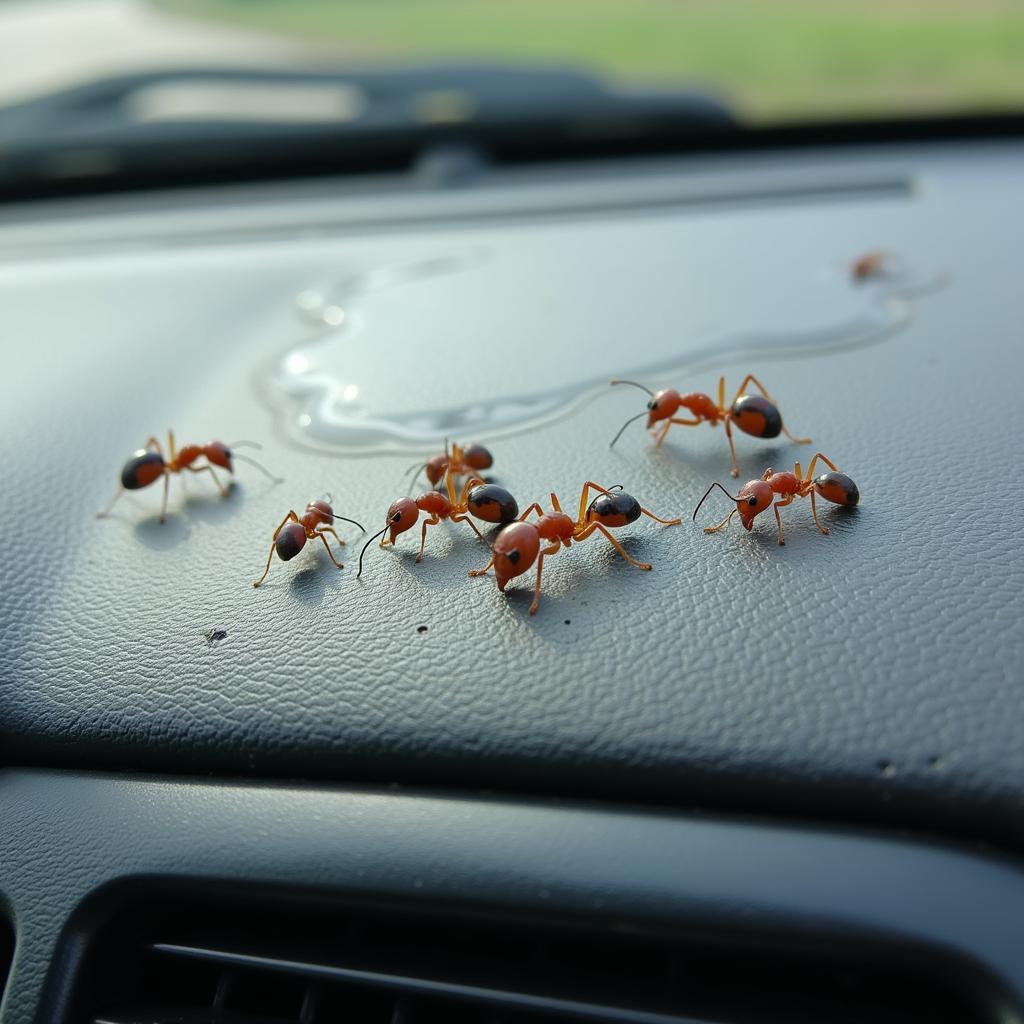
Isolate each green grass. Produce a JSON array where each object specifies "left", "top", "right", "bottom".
[{"left": 159, "top": 0, "right": 1024, "bottom": 122}]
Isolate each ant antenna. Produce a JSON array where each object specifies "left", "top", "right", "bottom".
[
  {"left": 692, "top": 482, "right": 743, "bottom": 521},
  {"left": 232, "top": 453, "right": 284, "bottom": 483},
  {"left": 609, "top": 411, "right": 648, "bottom": 449},
  {"left": 357, "top": 525, "right": 390, "bottom": 578},
  {"left": 332, "top": 514, "right": 366, "bottom": 532},
  {"left": 610, "top": 379, "right": 654, "bottom": 397}
]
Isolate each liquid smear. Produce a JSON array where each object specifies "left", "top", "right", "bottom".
[{"left": 262, "top": 248, "right": 944, "bottom": 454}]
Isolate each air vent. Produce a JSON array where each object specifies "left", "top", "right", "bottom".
[{"left": 68, "top": 892, "right": 994, "bottom": 1024}]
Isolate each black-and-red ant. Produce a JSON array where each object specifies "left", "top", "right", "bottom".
[
  {"left": 358, "top": 467, "right": 518, "bottom": 576},
  {"left": 470, "top": 482, "right": 680, "bottom": 614},
  {"left": 253, "top": 498, "right": 364, "bottom": 586},
  {"left": 405, "top": 440, "right": 494, "bottom": 489},
  {"left": 609, "top": 375, "right": 810, "bottom": 477},
  {"left": 98, "top": 430, "right": 280, "bottom": 522},
  {"left": 693, "top": 452, "right": 859, "bottom": 546}
]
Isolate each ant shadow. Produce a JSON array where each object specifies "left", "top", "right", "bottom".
[
  {"left": 131, "top": 482, "right": 247, "bottom": 551},
  {"left": 288, "top": 555, "right": 345, "bottom": 607}
]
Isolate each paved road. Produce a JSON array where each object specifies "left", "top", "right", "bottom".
[{"left": 0, "top": 0, "right": 332, "bottom": 106}]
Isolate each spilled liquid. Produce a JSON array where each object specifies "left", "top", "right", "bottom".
[{"left": 260, "top": 236, "right": 945, "bottom": 453}]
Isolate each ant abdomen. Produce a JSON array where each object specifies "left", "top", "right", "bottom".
[
  {"left": 729, "top": 394, "right": 783, "bottom": 439},
  {"left": 462, "top": 445, "right": 493, "bottom": 471},
  {"left": 275, "top": 522, "right": 307, "bottom": 561},
  {"left": 467, "top": 484, "right": 518, "bottom": 524},
  {"left": 587, "top": 491, "right": 641, "bottom": 527},
  {"left": 814, "top": 472, "right": 860, "bottom": 506},
  {"left": 120, "top": 449, "right": 165, "bottom": 490}
]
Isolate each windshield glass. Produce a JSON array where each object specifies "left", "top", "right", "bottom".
[{"left": 2, "top": 0, "right": 1022, "bottom": 122}]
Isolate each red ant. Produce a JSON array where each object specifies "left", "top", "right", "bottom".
[
  {"left": 609, "top": 375, "right": 810, "bottom": 477},
  {"left": 850, "top": 249, "right": 908, "bottom": 281},
  {"left": 693, "top": 452, "right": 859, "bottom": 546},
  {"left": 470, "top": 483, "right": 680, "bottom": 615},
  {"left": 358, "top": 466, "right": 519, "bottom": 576},
  {"left": 253, "top": 498, "right": 365, "bottom": 587},
  {"left": 405, "top": 440, "right": 494, "bottom": 489},
  {"left": 98, "top": 430, "right": 280, "bottom": 523}
]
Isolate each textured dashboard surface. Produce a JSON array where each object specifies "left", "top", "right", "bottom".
[{"left": 1, "top": 143, "right": 1023, "bottom": 846}]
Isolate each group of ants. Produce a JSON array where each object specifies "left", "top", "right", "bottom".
[
  {"left": 99, "top": 252, "right": 886, "bottom": 613},
  {"left": 98, "top": 372, "right": 861, "bottom": 616}
]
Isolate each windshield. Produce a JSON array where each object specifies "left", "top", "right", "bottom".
[
  {"left": 4, "top": 0, "right": 1022, "bottom": 122},
  {"left": 1, "top": 0, "right": 1022, "bottom": 198}
]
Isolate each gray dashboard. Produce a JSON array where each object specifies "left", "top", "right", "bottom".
[{"left": 1, "top": 138, "right": 1024, "bottom": 1021}]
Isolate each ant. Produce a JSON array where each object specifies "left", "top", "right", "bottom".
[
  {"left": 253, "top": 498, "right": 365, "bottom": 586},
  {"left": 470, "top": 482, "right": 680, "bottom": 615},
  {"left": 98, "top": 430, "right": 280, "bottom": 523},
  {"left": 850, "top": 249, "right": 907, "bottom": 282},
  {"left": 358, "top": 466, "right": 518, "bottom": 576},
  {"left": 609, "top": 375, "right": 810, "bottom": 477},
  {"left": 693, "top": 452, "right": 859, "bottom": 546},
  {"left": 405, "top": 440, "right": 494, "bottom": 489}
]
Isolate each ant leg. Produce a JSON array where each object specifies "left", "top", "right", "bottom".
[
  {"left": 315, "top": 530, "right": 345, "bottom": 568},
  {"left": 457, "top": 474, "right": 486, "bottom": 507},
  {"left": 159, "top": 472, "right": 170, "bottom": 523},
  {"left": 652, "top": 420, "right": 672, "bottom": 447},
  {"left": 576, "top": 522, "right": 652, "bottom": 570},
  {"left": 450, "top": 512, "right": 487, "bottom": 543},
  {"left": 704, "top": 509, "right": 737, "bottom": 535},
  {"left": 468, "top": 555, "right": 494, "bottom": 578},
  {"left": 576, "top": 482, "right": 614, "bottom": 523},
  {"left": 638, "top": 505, "right": 682, "bottom": 526},
  {"left": 97, "top": 487, "right": 124, "bottom": 518},
  {"left": 143, "top": 436, "right": 165, "bottom": 456},
  {"left": 804, "top": 452, "right": 839, "bottom": 479},
  {"left": 320, "top": 526, "right": 347, "bottom": 547},
  {"left": 528, "top": 542, "right": 561, "bottom": 615},
  {"left": 253, "top": 512, "right": 302, "bottom": 586},
  {"left": 518, "top": 502, "right": 544, "bottom": 521},
  {"left": 167, "top": 429, "right": 177, "bottom": 461},
  {"left": 187, "top": 464, "right": 230, "bottom": 497},
  {"left": 772, "top": 496, "right": 795, "bottom": 546},
  {"left": 809, "top": 489, "right": 830, "bottom": 537},
  {"left": 416, "top": 514, "right": 442, "bottom": 562},
  {"left": 730, "top": 374, "right": 776, "bottom": 406},
  {"left": 724, "top": 418, "right": 741, "bottom": 478},
  {"left": 782, "top": 423, "right": 811, "bottom": 445},
  {"left": 550, "top": 492, "right": 563, "bottom": 514}
]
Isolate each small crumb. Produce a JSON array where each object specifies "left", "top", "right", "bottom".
[
  {"left": 204, "top": 629, "right": 228, "bottom": 644},
  {"left": 564, "top": 619, "right": 571, "bottom": 625},
  {"left": 416, "top": 625, "right": 428, "bottom": 634}
]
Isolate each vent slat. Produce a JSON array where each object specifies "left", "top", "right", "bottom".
[{"left": 77, "top": 893, "right": 992, "bottom": 1024}]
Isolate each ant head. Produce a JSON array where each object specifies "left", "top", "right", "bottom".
[
  {"left": 386, "top": 497, "right": 420, "bottom": 540},
  {"left": 424, "top": 454, "right": 450, "bottom": 486},
  {"left": 736, "top": 480, "right": 773, "bottom": 530},
  {"left": 204, "top": 441, "right": 232, "bottom": 471},
  {"left": 492, "top": 522, "right": 541, "bottom": 590},
  {"left": 303, "top": 498, "right": 334, "bottom": 528},
  {"left": 646, "top": 389, "right": 682, "bottom": 427},
  {"left": 462, "top": 444, "right": 493, "bottom": 472},
  {"left": 416, "top": 490, "right": 452, "bottom": 517}
]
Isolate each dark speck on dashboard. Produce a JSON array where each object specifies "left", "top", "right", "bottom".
[{"left": 204, "top": 629, "right": 228, "bottom": 645}]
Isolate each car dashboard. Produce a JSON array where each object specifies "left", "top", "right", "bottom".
[{"left": 1, "top": 135, "right": 1023, "bottom": 1023}]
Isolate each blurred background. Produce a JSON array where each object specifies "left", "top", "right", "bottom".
[{"left": 2, "top": 0, "right": 1023, "bottom": 122}]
